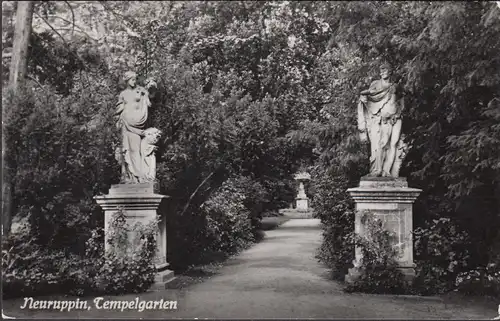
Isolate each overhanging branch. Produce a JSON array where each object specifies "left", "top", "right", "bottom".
[
  {"left": 63, "top": 1, "right": 75, "bottom": 37},
  {"left": 179, "top": 171, "right": 215, "bottom": 216},
  {"left": 33, "top": 11, "right": 89, "bottom": 69}
]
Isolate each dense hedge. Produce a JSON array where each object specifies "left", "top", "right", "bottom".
[{"left": 167, "top": 175, "right": 270, "bottom": 270}]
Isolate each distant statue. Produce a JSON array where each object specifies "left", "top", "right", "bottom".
[
  {"left": 115, "top": 71, "right": 160, "bottom": 183},
  {"left": 357, "top": 63, "right": 406, "bottom": 177}
]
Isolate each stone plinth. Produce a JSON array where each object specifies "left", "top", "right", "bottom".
[
  {"left": 296, "top": 198, "right": 309, "bottom": 212},
  {"left": 345, "top": 177, "right": 421, "bottom": 283},
  {"left": 94, "top": 183, "right": 174, "bottom": 288},
  {"left": 295, "top": 180, "right": 310, "bottom": 212}
]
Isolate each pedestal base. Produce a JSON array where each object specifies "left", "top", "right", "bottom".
[
  {"left": 399, "top": 266, "right": 416, "bottom": 282},
  {"left": 296, "top": 198, "right": 309, "bottom": 212},
  {"left": 346, "top": 177, "right": 421, "bottom": 283},
  {"left": 151, "top": 266, "right": 176, "bottom": 290},
  {"left": 345, "top": 266, "right": 363, "bottom": 284},
  {"left": 94, "top": 183, "right": 174, "bottom": 289},
  {"left": 345, "top": 266, "right": 416, "bottom": 284}
]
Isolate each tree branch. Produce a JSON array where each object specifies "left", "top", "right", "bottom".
[
  {"left": 43, "top": 15, "right": 98, "bottom": 41},
  {"left": 98, "top": 1, "right": 139, "bottom": 37},
  {"left": 179, "top": 171, "right": 215, "bottom": 216},
  {"left": 27, "top": 74, "right": 48, "bottom": 94},
  {"left": 53, "top": 28, "right": 98, "bottom": 41},
  {"left": 63, "top": 1, "right": 75, "bottom": 37},
  {"left": 33, "top": 11, "right": 89, "bottom": 69},
  {"left": 34, "top": 11, "right": 69, "bottom": 46},
  {"left": 98, "top": 1, "right": 128, "bottom": 23}
]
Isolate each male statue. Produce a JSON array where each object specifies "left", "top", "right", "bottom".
[{"left": 357, "top": 63, "right": 406, "bottom": 177}]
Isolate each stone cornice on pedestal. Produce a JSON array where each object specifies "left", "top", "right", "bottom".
[
  {"left": 346, "top": 188, "right": 422, "bottom": 203},
  {"left": 94, "top": 195, "right": 168, "bottom": 210},
  {"left": 94, "top": 183, "right": 169, "bottom": 210},
  {"left": 347, "top": 177, "right": 422, "bottom": 203}
]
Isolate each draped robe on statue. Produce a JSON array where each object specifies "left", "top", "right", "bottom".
[
  {"left": 358, "top": 79, "right": 403, "bottom": 177},
  {"left": 116, "top": 86, "right": 150, "bottom": 183}
]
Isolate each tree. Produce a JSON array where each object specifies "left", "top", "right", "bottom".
[
  {"left": 8, "top": 1, "right": 33, "bottom": 91},
  {"left": 3, "top": 1, "right": 34, "bottom": 236}
]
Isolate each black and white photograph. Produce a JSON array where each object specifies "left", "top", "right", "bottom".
[{"left": 2, "top": 1, "right": 500, "bottom": 319}]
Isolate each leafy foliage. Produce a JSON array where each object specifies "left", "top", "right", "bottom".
[
  {"left": 344, "top": 211, "right": 408, "bottom": 294},
  {"left": 3, "top": 69, "right": 118, "bottom": 252},
  {"left": 2, "top": 210, "right": 158, "bottom": 298},
  {"left": 95, "top": 210, "right": 158, "bottom": 295},
  {"left": 412, "top": 218, "right": 473, "bottom": 294},
  {"left": 313, "top": 167, "right": 356, "bottom": 280},
  {"left": 2, "top": 228, "right": 64, "bottom": 298},
  {"left": 203, "top": 176, "right": 259, "bottom": 254},
  {"left": 456, "top": 264, "right": 500, "bottom": 298},
  {"left": 455, "top": 232, "right": 500, "bottom": 298},
  {"left": 167, "top": 175, "right": 269, "bottom": 269}
]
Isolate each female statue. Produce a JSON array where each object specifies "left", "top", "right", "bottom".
[
  {"left": 357, "top": 63, "right": 405, "bottom": 177},
  {"left": 115, "top": 71, "right": 157, "bottom": 183}
]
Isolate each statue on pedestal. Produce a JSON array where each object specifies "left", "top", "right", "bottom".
[
  {"left": 346, "top": 65, "right": 421, "bottom": 283},
  {"left": 115, "top": 71, "right": 161, "bottom": 183},
  {"left": 357, "top": 63, "right": 407, "bottom": 177},
  {"left": 95, "top": 72, "right": 174, "bottom": 288},
  {"left": 294, "top": 172, "right": 311, "bottom": 212}
]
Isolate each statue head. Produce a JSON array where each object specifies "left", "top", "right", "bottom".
[
  {"left": 143, "top": 127, "right": 162, "bottom": 145},
  {"left": 379, "top": 62, "right": 392, "bottom": 80},
  {"left": 123, "top": 71, "right": 137, "bottom": 88}
]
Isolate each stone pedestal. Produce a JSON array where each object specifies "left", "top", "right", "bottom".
[
  {"left": 296, "top": 198, "right": 309, "bottom": 212},
  {"left": 296, "top": 181, "right": 309, "bottom": 212},
  {"left": 345, "top": 177, "right": 421, "bottom": 283},
  {"left": 94, "top": 182, "right": 175, "bottom": 288}
]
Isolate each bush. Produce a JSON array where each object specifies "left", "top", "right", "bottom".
[
  {"left": 313, "top": 168, "right": 356, "bottom": 280},
  {"left": 2, "top": 227, "right": 97, "bottom": 298},
  {"left": 412, "top": 217, "right": 472, "bottom": 295},
  {"left": 54, "top": 253, "right": 101, "bottom": 297},
  {"left": 344, "top": 211, "right": 408, "bottom": 294},
  {"left": 237, "top": 177, "right": 269, "bottom": 229},
  {"left": 455, "top": 233, "right": 500, "bottom": 297},
  {"left": 202, "top": 176, "right": 260, "bottom": 256},
  {"left": 167, "top": 175, "right": 267, "bottom": 270},
  {"left": 3, "top": 73, "right": 118, "bottom": 252},
  {"left": 2, "top": 210, "right": 159, "bottom": 298},
  {"left": 455, "top": 263, "right": 500, "bottom": 297},
  {"left": 2, "top": 229, "right": 65, "bottom": 298}
]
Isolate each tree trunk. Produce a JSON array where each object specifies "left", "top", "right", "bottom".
[
  {"left": 8, "top": 1, "right": 34, "bottom": 91},
  {"left": 3, "top": 1, "right": 34, "bottom": 236}
]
